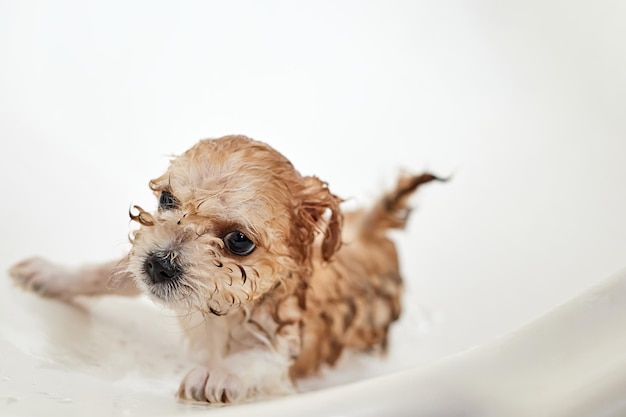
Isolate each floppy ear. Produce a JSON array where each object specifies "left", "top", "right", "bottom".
[{"left": 297, "top": 176, "right": 343, "bottom": 262}]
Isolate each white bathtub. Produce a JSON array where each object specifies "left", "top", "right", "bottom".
[
  {"left": 1, "top": 1, "right": 626, "bottom": 416},
  {"left": 2, "top": 265, "right": 626, "bottom": 417}
]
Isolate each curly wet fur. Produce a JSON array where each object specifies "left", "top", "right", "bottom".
[{"left": 9, "top": 135, "right": 443, "bottom": 404}]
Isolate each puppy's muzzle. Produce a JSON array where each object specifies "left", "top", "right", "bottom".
[{"left": 144, "top": 253, "right": 182, "bottom": 284}]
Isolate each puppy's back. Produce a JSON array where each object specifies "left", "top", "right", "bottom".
[{"left": 292, "top": 173, "right": 443, "bottom": 378}]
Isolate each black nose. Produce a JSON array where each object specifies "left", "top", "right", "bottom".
[{"left": 144, "top": 253, "right": 181, "bottom": 284}]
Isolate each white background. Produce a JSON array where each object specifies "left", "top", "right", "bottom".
[{"left": 1, "top": 0, "right": 625, "bottom": 387}]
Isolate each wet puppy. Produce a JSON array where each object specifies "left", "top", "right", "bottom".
[{"left": 9, "top": 135, "right": 442, "bottom": 404}]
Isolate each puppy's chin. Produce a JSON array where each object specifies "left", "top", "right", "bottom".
[
  {"left": 133, "top": 269, "right": 236, "bottom": 316},
  {"left": 139, "top": 273, "right": 186, "bottom": 306}
]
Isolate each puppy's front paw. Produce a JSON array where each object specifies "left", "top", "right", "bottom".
[
  {"left": 178, "top": 366, "right": 249, "bottom": 404},
  {"left": 8, "top": 257, "right": 74, "bottom": 299}
]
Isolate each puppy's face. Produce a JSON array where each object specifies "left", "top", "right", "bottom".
[{"left": 127, "top": 136, "right": 341, "bottom": 316}]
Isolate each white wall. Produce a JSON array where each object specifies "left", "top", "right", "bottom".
[{"left": 1, "top": 0, "right": 625, "bottom": 363}]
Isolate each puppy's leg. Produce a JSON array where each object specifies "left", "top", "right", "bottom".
[
  {"left": 176, "top": 312, "right": 296, "bottom": 404},
  {"left": 178, "top": 349, "right": 294, "bottom": 403},
  {"left": 8, "top": 257, "right": 139, "bottom": 300}
]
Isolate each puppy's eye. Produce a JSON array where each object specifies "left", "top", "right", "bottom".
[
  {"left": 159, "top": 191, "right": 178, "bottom": 210},
  {"left": 223, "top": 231, "right": 255, "bottom": 256}
]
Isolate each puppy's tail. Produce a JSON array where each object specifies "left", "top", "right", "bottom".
[{"left": 362, "top": 172, "right": 446, "bottom": 235}]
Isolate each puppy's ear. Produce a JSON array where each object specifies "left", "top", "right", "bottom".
[{"left": 297, "top": 176, "right": 343, "bottom": 262}]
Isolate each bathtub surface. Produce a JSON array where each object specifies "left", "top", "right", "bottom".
[{"left": 2, "top": 268, "right": 626, "bottom": 416}]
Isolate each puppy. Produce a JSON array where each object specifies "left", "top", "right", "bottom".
[{"left": 9, "top": 135, "right": 442, "bottom": 404}]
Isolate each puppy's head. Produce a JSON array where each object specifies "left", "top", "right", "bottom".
[{"left": 127, "top": 135, "right": 342, "bottom": 315}]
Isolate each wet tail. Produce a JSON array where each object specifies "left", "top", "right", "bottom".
[{"left": 362, "top": 172, "right": 446, "bottom": 234}]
